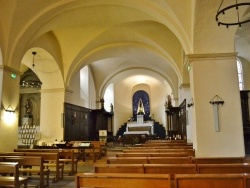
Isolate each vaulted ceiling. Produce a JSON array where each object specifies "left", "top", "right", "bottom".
[{"left": 0, "top": 0, "right": 250, "bottom": 100}]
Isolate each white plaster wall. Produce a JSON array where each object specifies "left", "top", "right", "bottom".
[
  {"left": 80, "top": 67, "right": 89, "bottom": 107},
  {"left": 0, "top": 69, "right": 19, "bottom": 152},
  {"left": 191, "top": 57, "right": 245, "bottom": 157},
  {"left": 39, "top": 89, "right": 64, "bottom": 144},
  {"left": 65, "top": 71, "right": 85, "bottom": 106},
  {"left": 88, "top": 67, "right": 96, "bottom": 109}
]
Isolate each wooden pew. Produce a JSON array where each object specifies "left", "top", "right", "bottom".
[
  {"left": 142, "top": 143, "right": 190, "bottom": 147},
  {"left": 145, "top": 163, "right": 196, "bottom": 188},
  {"left": 174, "top": 174, "right": 245, "bottom": 188},
  {"left": 107, "top": 157, "right": 148, "bottom": 164},
  {"left": 142, "top": 145, "right": 194, "bottom": 149},
  {"left": 244, "top": 173, "right": 250, "bottom": 188},
  {"left": 95, "top": 164, "right": 144, "bottom": 173},
  {"left": 3, "top": 156, "right": 50, "bottom": 188},
  {"left": 123, "top": 149, "right": 195, "bottom": 157},
  {"left": 75, "top": 173, "right": 171, "bottom": 188},
  {"left": 191, "top": 157, "right": 244, "bottom": 164},
  {"left": 148, "top": 157, "right": 192, "bottom": 164},
  {"left": 134, "top": 145, "right": 193, "bottom": 149},
  {"left": 197, "top": 163, "right": 250, "bottom": 174},
  {"left": 0, "top": 162, "right": 29, "bottom": 188},
  {"left": 14, "top": 148, "right": 77, "bottom": 175},
  {"left": 144, "top": 164, "right": 197, "bottom": 179},
  {"left": 116, "top": 152, "right": 188, "bottom": 157},
  {"left": 146, "top": 140, "right": 188, "bottom": 143},
  {"left": 57, "top": 150, "right": 78, "bottom": 175},
  {"left": 116, "top": 153, "right": 151, "bottom": 157},
  {"left": 85, "top": 141, "right": 102, "bottom": 160},
  {"left": 13, "top": 152, "right": 64, "bottom": 182}
]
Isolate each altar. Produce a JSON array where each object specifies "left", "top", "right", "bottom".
[{"left": 125, "top": 121, "right": 154, "bottom": 135}]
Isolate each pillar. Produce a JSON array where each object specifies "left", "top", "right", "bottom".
[
  {"left": 188, "top": 53, "right": 245, "bottom": 157},
  {"left": 0, "top": 66, "right": 20, "bottom": 151},
  {"left": 39, "top": 88, "right": 65, "bottom": 144}
]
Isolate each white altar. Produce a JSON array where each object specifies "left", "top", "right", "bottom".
[{"left": 125, "top": 121, "right": 154, "bottom": 135}]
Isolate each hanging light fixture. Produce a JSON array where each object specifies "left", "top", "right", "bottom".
[
  {"left": 20, "top": 51, "right": 42, "bottom": 88},
  {"left": 215, "top": 0, "right": 250, "bottom": 28}
]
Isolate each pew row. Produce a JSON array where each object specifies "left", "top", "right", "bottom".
[
  {"left": 107, "top": 157, "right": 192, "bottom": 164},
  {"left": 0, "top": 162, "right": 29, "bottom": 188},
  {"left": 3, "top": 156, "right": 50, "bottom": 188},
  {"left": 94, "top": 163, "right": 250, "bottom": 188},
  {"left": 11, "top": 151, "right": 64, "bottom": 182},
  {"left": 191, "top": 157, "right": 245, "bottom": 164},
  {"left": 174, "top": 174, "right": 245, "bottom": 188},
  {"left": 14, "top": 148, "right": 77, "bottom": 175},
  {"left": 196, "top": 163, "right": 250, "bottom": 174},
  {"left": 123, "top": 149, "right": 195, "bottom": 157},
  {"left": 116, "top": 152, "right": 189, "bottom": 157},
  {"left": 95, "top": 164, "right": 144, "bottom": 173},
  {"left": 75, "top": 173, "right": 171, "bottom": 188}
]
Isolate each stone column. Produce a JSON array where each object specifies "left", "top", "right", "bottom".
[{"left": 187, "top": 53, "right": 245, "bottom": 157}]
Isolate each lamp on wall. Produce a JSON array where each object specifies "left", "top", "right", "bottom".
[
  {"left": 215, "top": 0, "right": 250, "bottom": 28},
  {"left": 4, "top": 105, "right": 15, "bottom": 113},
  {"left": 187, "top": 98, "right": 194, "bottom": 108},
  {"left": 3, "top": 105, "right": 16, "bottom": 125}
]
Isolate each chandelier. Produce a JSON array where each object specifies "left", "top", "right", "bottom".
[
  {"left": 215, "top": 0, "right": 250, "bottom": 28},
  {"left": 20, "top": 51, "right": 42, "bottom": 88}
]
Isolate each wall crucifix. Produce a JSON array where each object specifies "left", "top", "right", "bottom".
[{"left": 209, "top": 95, "right": 224, "bottom": 132}]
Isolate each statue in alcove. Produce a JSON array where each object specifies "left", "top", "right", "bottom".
[{"left": 25, "top": 99, "right": 33, "bottom": 118}]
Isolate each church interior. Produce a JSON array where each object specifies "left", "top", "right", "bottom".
[{"left": 1, "top": 0, "right": 250, "bottom": 187}]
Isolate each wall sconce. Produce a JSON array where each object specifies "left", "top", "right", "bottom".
[
  {"left": 3, "top": 105, "right": 16, "bottom": 125},
  {"left": 4, "top": 105, "right": 15, "bottom": 113},
  {"left": 187, "top": 98, "right": 194, "bottom": 108}
]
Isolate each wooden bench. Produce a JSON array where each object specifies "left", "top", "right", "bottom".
[
  {"left": 14, "top": 152, "right": 64, "bottom": 182},
  {"left": 197, "top": 163, "right": 250, "bottom": 174},
  {"left": 116, "top": 152, "right": 188, "bottom": 157},
  {"left": 244, "top": 173, "right": 250, "bottom": 188},
  {"left": 0, "top": 162, "right": 29, "bottom": 188},
  {"left": 145, "top": 140, "right": 188, "bottom": 143},
  {"left": 123, "top": 149, "right": 195, "bottom": 157},
  {"left": 191, "top": 157, "right": 244, "bottom": 164},
  {"left": 85, "top": 141, "right": 102, "bottom": 160},
  {"left": 148, "top": 157, "right": 192, "bottom": 164},
  {"left": 107, "top": 157, "right": 148, "bottom": 164},
  {"left": 174, "top": 174, "right": 245, "bottom": 188},
  {"left": 144, "top": 164, "right": 197, "bottom": 179},
  {"left": 75, "top": 173, "right": 171, "bottom": 188},
  {"left": 95, "top": 164, "right": 144, "bottom": 173},
  {"left": 3, "top": 156, "right": 50, "bottom": 188},
  {"left": 14, "top": 148, "right": 77, "bottom": 175},
  {"left": 57, "top": 150, "right": 78, "bottom": 175}
]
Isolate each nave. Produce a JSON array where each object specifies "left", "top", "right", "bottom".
[{"left": 1, "top": 140, "right": 250, "bottom": 188}]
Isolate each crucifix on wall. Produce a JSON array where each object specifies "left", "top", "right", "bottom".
[{"left": 209, "top": 95, "right": 224, "bottom": 132}]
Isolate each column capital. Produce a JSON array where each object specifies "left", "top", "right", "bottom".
[
  {"left": 186, "top": 52, "right": 238, "bottom": 62},
  {"left": 0, "top": 65, "right": 21, "bottom": 75},
  {"left": 40, "top": 88, "right": 66, "bottom": 93}
]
